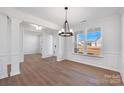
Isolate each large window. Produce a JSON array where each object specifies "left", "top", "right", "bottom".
[{"left": 74, "top": 27, "right": 102, "bottom": 57}]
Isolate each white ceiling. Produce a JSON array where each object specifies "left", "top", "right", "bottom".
[
  {"left": 15, "top": 7, "right": 121, "bottom": 26},
  {"left": 21, "top": 21, "right": 56, "bottom": 33}
]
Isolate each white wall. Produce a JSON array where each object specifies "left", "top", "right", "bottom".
[
  {"left": 24, "top": 31, "right": 40, "bottom": 54},
  {"left": 64, "top": 14, "right": 121, "bottom": 71},
  {"left": 120, "top": 12, "right": 124, "bottom": 83}
]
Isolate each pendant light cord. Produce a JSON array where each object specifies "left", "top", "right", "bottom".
[{"left": 65, "top": 7, "right": 68, "bottom": 21}]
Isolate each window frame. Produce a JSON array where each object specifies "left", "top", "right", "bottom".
[
  {"left": 74, "top": 31, "right": 86, "bottom": 54},
  {"left": 73, "top": 26, "right": 104, "bottom": 58}
]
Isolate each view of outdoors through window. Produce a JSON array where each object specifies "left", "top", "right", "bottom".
[
  {"left": 87, "top": 31, "right": 102, "bottom": 55},
  {"left": 74, "top": 27, "right": 102, "bottom": 56},
  {"left": 76, "top": 33, "right": 85, "bottom": 54}
]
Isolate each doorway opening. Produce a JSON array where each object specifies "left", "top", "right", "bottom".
[{"left": 20, "top": 21, "right": 57, "bottom": 61}]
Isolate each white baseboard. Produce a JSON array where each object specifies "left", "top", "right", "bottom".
[
  {"left": 42, "top": 54, "right": 54, "bottom": 58},
  {"left": 119, "top": 57, "right": 124, "bottom": 83},
  {"left": 0, "top": 73, "right": 8, "bottom": 79},
  {"left": 120, "top": 72, "right": 124, "bottom": 83},
  {"left": 11, "top": 71, "right": 20, "bottom": 76},
  {"left": 0, "top": 62, "right": 8, "bottom": 79},
  {"left": 57, "top": 58, "right": 64, "bottom": 61}
]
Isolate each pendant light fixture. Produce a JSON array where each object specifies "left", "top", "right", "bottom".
[{"left": 58, "top": 7, "right": 73, "bottom": 37}]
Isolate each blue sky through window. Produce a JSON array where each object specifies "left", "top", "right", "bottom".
[
  {"left": 77, "top": 33, "right": 85, "bottom": 42},
  {"left": 77, "top": 32, "right": 101, "bottom": 42},
  {"left": 87, "top": 31, "right": 101, "bottom": 41}
]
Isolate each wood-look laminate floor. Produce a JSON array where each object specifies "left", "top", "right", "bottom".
[{"left": 0, "top": 54, "right": 123, "bottom": 86}]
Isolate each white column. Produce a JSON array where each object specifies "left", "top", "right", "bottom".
[
  {"left": 57, "top": 36, "right": 65, "bottom": 61},
  {"left": 10, "top": 17, "right": 23, "bottom": 76},
  {"left": 20, "top": 23, "right": 24, "bottom": 62},
  {"left": 41, "top": 31, "right": 47, "bottom": 58}
]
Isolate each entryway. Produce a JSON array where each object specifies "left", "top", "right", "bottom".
[{"left": 21, "top": 21, "right": 57, "bottom": 59}]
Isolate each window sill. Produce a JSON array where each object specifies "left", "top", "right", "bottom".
[{"left": 72, "top": 53, "right": 104, "bottom": 58}]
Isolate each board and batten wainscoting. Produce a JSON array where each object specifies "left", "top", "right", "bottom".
[{"left": 0, "top": 14, "right": 23, "bottom": 79}]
